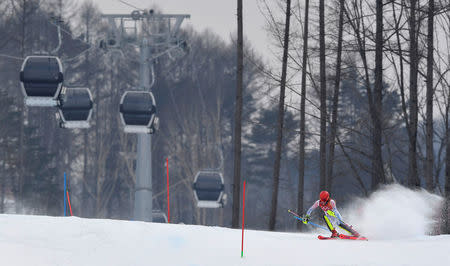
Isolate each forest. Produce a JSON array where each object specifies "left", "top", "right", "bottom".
[{"left": 0, "top": 0, "right": 449, "bottom": 233}]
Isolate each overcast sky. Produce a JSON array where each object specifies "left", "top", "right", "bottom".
[{"left": 74, "top": 0, "right": 271, "bottom": 59}]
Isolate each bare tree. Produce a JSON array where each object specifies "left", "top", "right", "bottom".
[
  {"left": 297, "top": 0, "right": 310, "bottom": 231},
  {"left": 444, "top": 69, "right": 450, "bottom": 232},
  {"left": 425, "top": 0, "right": 435, "bottom": 191},
  {"left": 10, "top": 0, "right": 41, "bottom": 214},
  {"left": 408, "top": 0, "right": 421, "bottom": 187},
  {"left": 343, "top": 0, "right": 386, "bottom": 190},
  {"left": 269, "top": 0, "right": 291, "bottom": 231},
  {"left": 445, "top": 57, "right": 450, "bottom": 232},
  {"left": 372, "top": 0, "right": 386, "bottom": 189},
  {"left": 319, "top": 0, "right": 327, "bottom": 190},
  {"left": 231, "top": 0, "right": 243, "bottom": 229},
  {"left": 79, "top": 0, "right": 97, "bottom": 217},
  {"left": 327, "top": 0, "right": 345, "bottom": 190}
]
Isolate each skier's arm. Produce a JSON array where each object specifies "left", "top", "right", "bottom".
[
  {"left": 333, "top": 208, "right": 343, "bottom": 221},
  {"left": 330, "top": 200, "right": 343, "bottom": 221},
  {"left": 306, "top": 200, "right": 320, "bottom": 216}
]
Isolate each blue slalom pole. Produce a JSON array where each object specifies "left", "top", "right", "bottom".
[{"left": 64, "top": 172, "right": 66, "bottom": 216}]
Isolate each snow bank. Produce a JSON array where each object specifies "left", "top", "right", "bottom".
[{"left": 344, "top": 184, "right": 443, "bottom": 240}]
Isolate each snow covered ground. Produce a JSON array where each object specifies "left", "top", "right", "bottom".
[{"left": 0, "top": 185, "right": 448, "bottom": 266}]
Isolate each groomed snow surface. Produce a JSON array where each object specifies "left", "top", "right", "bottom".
[{"left": 1, "top": 185, "right": 448, "bottom": 266}]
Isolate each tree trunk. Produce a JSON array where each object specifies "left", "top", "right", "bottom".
[
  {"left": 82, "top": 9, "right": 91, "bottom": 218},
  {"left": 392, "top": 0, "right": 410, "bottom": 157},
  {"left": 445, "top": 84, "right": 450, "bottom": 233},
  {"left": 17, "top": 0, "right": 28, "bottom": 214},
  {"left": 343, "top": 0, "right": 385, "bottom": 190},
  {"left": 372, "top": 0, "right": 386, "bottom": 189},
  {"left": 425, "top": 0, "right": 434, "bottom": 191},
  {"left": 319, "top": 0, "right": 327, "bottom": 190},
  {"left": 269, "top": 0, "right": 291, "bottom": 231},
  {"left": 408, "top": 0, "right": 421, "bottom": 187},
  {"left": 0, "top": 151, "right": 4, "bottom": 213},
  {"left": 231, "top": 0, "right": 243, "bottom": 228},
  {"left": 297, "top": 0, "right": 310, "bottom": 231},
  {"left": 327, "top": 0, "right": 344, "bottom": 191}
]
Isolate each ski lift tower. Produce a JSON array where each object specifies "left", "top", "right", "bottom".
[{"left": 101, "top": 10, "right": 189, "bottom": 222}]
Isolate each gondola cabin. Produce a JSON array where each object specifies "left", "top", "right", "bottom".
[
  {"left": 119, "top": 91, "right": 157, "bottom": 134},
  {"left": 193, "top": 170, "right": 225, "bottom": 208},
  {"left": 57, "top": 87, "right": 93, "bottom": 128},
  {"left": 19, "top": 56, "right": 63, "bottom": 107}
]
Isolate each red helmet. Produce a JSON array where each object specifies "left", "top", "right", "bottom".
[{"left": 319, "top": 191, "right": 330, "bottom": 203}]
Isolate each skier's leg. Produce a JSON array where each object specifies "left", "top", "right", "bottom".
[
  {"left": 322, "top": 215, "right": 334, "bottom": 231},
  {"left": 338, "top": 222, "right": 360, "bottom": 237},
  {"left": 323, "top": 215, "right": 338, "bottom": 237}
]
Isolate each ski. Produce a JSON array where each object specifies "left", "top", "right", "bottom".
[
  {"left": 319, "top": 234, "right": 367, "bottom": 240},
  {"left": 338, "top": 234, "right": 368, "bottom": 241},
  {"left": 318, "top": 235, "right": 339, "bottom": 240}
]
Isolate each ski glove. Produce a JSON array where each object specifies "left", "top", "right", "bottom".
[{"left": 302, "top": 214, "right": 310, "bottom": 224}]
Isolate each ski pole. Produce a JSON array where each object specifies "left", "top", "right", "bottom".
[
  {"left": 288, "top": 209, "right": 329, "bottom": 231},
  {"left": 292, "top": 215, "right": 329, "bottom": 231}
]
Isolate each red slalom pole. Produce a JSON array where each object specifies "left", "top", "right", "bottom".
[
  {"left": 66, "top": 190, "right": 73, "bottom": 216},
  {"left": 241, "top": 180, "right": 246, "bottom": 258},
  {"left": 166, "top": 157, "right": 170, "bottom": 223}
]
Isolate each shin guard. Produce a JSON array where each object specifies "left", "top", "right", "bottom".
[
  {"left": 339, "top": 223, "right": 360, "bottom": 236},
  {"left": 323, "top": 215, "right": 334, "bottom": 231}
]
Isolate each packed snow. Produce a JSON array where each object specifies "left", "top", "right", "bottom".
[{"left": 0, "top": 185, "right": 448, "bottom": 266}]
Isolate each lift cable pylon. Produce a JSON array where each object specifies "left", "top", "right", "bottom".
[{"left": 101, "top": 9, "right": 189, "bottom": 222}]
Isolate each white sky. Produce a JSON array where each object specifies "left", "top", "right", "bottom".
[{"left": 75, "top": 0, "right": 271, "bottom": 59}]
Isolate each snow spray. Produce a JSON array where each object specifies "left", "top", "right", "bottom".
[{"left": 344, "top": 184, "right": 443, "bottom": 240}]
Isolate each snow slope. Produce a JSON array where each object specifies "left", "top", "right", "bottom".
[{"left": 0, "top": 185, "right": 447, "bottom": 266}]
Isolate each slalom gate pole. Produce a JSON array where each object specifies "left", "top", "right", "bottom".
[
  {"left": 66, "top": 190, "right": 73, "bottom": 216},
  {"left": 64, "top": 172, "right": 66, "bottom": 216},
  {"left": 166, "top": 157, "right": 170, "bottom": 223},
  {"left": 288, "top": 209, "right": 329, "bottom": 231},
  {"left": 241, "top": 180, "right": 246, "bottom": 258}
]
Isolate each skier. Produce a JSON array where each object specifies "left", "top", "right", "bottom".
[{"left": 302, "top": 191, "right": 359, "bottom": 238}]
